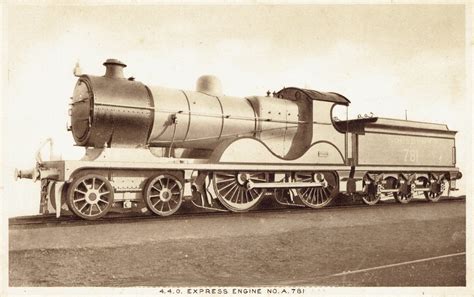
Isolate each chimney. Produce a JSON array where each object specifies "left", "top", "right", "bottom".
[{"left": 103, "top": 59, "right": 126, "bottom": 79}]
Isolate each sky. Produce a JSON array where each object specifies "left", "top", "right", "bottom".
[{"left": 1, "top": 3, "right": 470, "bottom": 217}]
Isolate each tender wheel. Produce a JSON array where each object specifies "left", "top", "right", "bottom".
[
  {"left": 394, "top": 179, "right": 413, "bottom": 204},
  {"left": 362, "top": 191, "right": 381, "bottom": 205},
  {"left": 415, "top": 176, "right": 430, "bottom": 200},
  {"left": 294, "top": 171, "right": 338, "bottom": 208},
  {"left": 361, "top": 180, "right": 381, "bottom": 206},
  {"left": 212, "top": 171, "right": 268, "bottom": 212},
  {"left": 424, "top": 177, "right": 447, "bottom": 202},
  {"left": 144, "top": 174, "right": 183, "bottom": 216},
  {"left": 67, "top": 174, "right": 114, "bottom": 220},
  {"left": 361, "top": 176, "right": 396, "bottom": 205}
]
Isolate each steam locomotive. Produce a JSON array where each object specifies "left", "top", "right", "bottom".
[{"left": 16, "top": 59, "right": 462, "bottom": 220}]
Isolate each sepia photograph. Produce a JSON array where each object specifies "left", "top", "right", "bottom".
[{"left": 1, "top": 1, "right": 472, "bottom": 296}]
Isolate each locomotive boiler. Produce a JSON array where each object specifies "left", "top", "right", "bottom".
[
  {"left": 71, "top": 59, "right": 314, "bottom": 159},
  {"left": 16, "top": 59, "right": 462, "bottom": 220}
]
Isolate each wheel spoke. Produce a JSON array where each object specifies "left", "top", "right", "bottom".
[
  {"left": 323, "top": 187, "right": 330, "bottom": 199},
  {"left": 233, "top": 189, "right": 240, "bottom": 203},
  {"left": 229, "top": 187, "right": 240, "bottom": 202},
  {"left": 158, "top": 178, "right": 165, "bottom": 188},
  {"left": 321, "top": 187, "right": 327, "bottom": 202},
  {"left": 79, "top": 203, "right": 88, "bottom": 212},
  {"left": 217, "top": 177, "right": 235, "bottom": 184},
  {"left": 97, "top": 181, "right": 105, "bottom": 191},
  {"left": 244, "top": 191, "right": 250, "bottom": 203},
  {"left": 247, "top": 190, "right": 255, "bottom": 200},
  {"left": 306, "top": 188, "right": 312, "bottom": 203},
  {"left": 302, "top": 188, "right": 310, "bottom": 196},
  {"left": 251, "top": 189, "right": 260, "bottom": 199},
  {"left": 222, "top": 183, "right": 238, "bottom": 198},
  {"left": 239, "top": 190, "right": 245, "bottom": 204},
  {"left": 232, "top": 189, "right": 240, "bottom": 203},
  {"left": 74, "top": 189, "right": 87, "bottom": 195},
  {"left": 308, "top": 188, "right": 315, "bottom": 203},
  {"left": 98, "top": 198, "right": 109, "bottom": 204},
  {"left": 218, "top": 181, "right": 236, "bottom": 192}
]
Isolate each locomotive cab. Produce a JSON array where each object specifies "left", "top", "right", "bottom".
[{"left": 276, "top": 87, "right": 351, "bottom": 164}]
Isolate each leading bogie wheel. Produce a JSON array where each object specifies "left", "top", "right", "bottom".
[
  {"left": 67, "top": 174, "right": 114, "bottom": 220},
  {"left": 294, "top": 171, "right": 338, "bottom": 208},
  {"left": 144, "top": 174, "right": 183, "bottom": 216},
  {"left": 212, "top": 171, "right": 269, "bottom": 212}
]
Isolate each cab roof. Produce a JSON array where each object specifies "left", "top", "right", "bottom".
[{"left": 277, "top": 87, "right": 350, "bottom": 106}]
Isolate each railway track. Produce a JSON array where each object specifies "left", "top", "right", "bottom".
[{"left": 9, "top": 195, "right": 465, "bottom": 229}]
